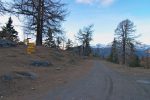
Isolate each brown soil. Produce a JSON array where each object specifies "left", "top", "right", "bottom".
[{"left": 0, "top": 46, "right": 93, "bottom": 100}]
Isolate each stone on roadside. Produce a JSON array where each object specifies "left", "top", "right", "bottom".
[
  {"left": 0, "top": 71, "right": 38, "bottom": 81},
  {"left": 56, "top": 67, "right": 61, "bottom": 70},
  {"left": 30, "top": 60, "right": 53, "bottom": 67},
  {"left": 31, "top": 87, "right": 35, "bottom": 90},
  {"left": 15, "top": 71, "right": 38, "bottom": 80}
]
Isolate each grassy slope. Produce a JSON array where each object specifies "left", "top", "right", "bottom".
[{"left": 0, "top": 46, "right": 93, "bottom": 100}]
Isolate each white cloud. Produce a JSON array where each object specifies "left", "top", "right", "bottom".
[
  {"left": 76, "top": 0, "right": 94, "bottom": 4},
  {"left": 100, "top": 0, "right": 115, "bottom": 6},
  {"left": 76, "top": 0, "right": 115, "bottom": 6}
]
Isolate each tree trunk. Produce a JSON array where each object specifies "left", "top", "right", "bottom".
[
  {"left": 40, "top": 0, "right": 44, "bottom": 43},
  {"left": 122, "top": 38, "right": 126, "bottom": 64},
  {"left": 36, "top": 0, "right": 42, "bottom": 46}
]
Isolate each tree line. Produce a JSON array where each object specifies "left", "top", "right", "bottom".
[
  {"left": 0, "top": 0, "right": 94, "bottom": 56},
  {"left": 0, "top": 0, "right": 149, "bottom": 67},
  {"left": 0, "top": 0, "right": 67, "bottom": 46}
]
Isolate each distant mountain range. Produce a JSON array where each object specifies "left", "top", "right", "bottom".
[
  {"left": 91, "top": 44, "right": 150, "bottom": 58},
  {"left": 135, "top": 44, "right": 150, "bottom": 50}
]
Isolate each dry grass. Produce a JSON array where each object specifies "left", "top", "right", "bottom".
[
  {"left": 100, "top": 60, "right": 150, "bottom": 76},
  {"left": 0, "top": 46, "right": 93, "bottom": 100}
]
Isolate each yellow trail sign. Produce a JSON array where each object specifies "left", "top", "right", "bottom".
[{"left": 27, "top": 43, "right": 36, "bottom": 54}]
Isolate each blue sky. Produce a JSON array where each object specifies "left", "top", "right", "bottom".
[
  {"left": 63, "top": 0, "right": 150, "bottom": 45},
  {"left": 0, "top": 0, "right": 150, "bottom": 45}
]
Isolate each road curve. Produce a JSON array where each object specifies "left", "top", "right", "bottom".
[{"left": 36, "top": 61, "right": 150, "bottom": 100}]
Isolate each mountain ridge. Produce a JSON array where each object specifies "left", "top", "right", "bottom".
[{"left": 91, "top": 44, "right": 150, "bottom": 58}]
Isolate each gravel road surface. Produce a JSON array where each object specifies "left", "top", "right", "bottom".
[{"left": 35, "top": 61, "right": 150, "bottom": 100}]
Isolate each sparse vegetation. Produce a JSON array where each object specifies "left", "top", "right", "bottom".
[
  {"left": 0, "top": 46, "right": 89, "bottom": 99},
  {"left": 66, "top": 39, "right": 73, "bottom": 50},
  {"left": 115, "top": 19, "right": 139, "bottom": 65},
  {"left": 76, "top": 24, "right": 94, "bottom": 56},
  {"left": 107, "top": 19, "right": 142, "bottom": 67}
]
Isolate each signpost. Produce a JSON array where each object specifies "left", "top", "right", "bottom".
[
  {"left": 27, "top": 43, "right": 35, "bottom": 54},
  {"left": 26, "top": 38, "right": 36, "bottom": 54}
]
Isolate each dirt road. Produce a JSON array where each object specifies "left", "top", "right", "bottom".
[{"left": 33, "top": 61, "right": 150, "bottom": 100}]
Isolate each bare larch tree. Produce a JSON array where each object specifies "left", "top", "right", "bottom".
[
  {"left": 76, "top": 25, "right": 94, "bottom": 56},
  {"left": 11, "top": 0, "right": 67, "bottom": 46},
  {"left": 115, "top": 19, "right": 138, "bottom": 65}
]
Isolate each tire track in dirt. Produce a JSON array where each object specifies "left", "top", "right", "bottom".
[{"left": 105, "top": 75, "right": 113, "bottom": 100}]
